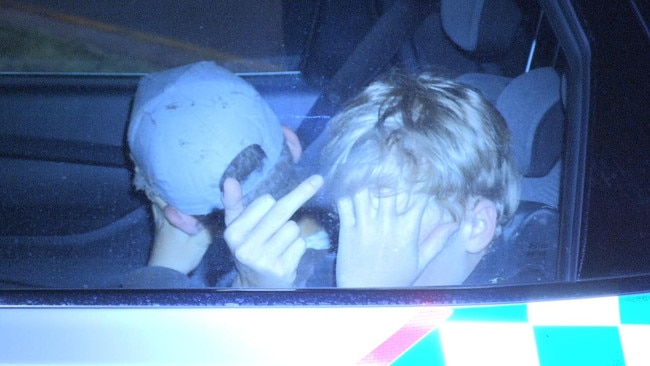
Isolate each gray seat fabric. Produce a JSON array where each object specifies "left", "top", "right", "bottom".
[
  {"left": 496, "top": 67, "right": 564, "bottom": 207},
  {"left": 455, "top": 72, "right": 511, "bottom": 104},
  {"left": 440, "top": 0, "right": 564, "bottom": 207},
  {"left": 497, "top": 67, "right": 564, "bottom": 179},
  {"left": 441, "top": 0, "right": 522, "bottom": 59},
  {"left": 458, "top": 67, "right": 564, "bottom": 208},
  {"left": 441, "top": 1, "right": 562, "bottom": 282},
  {"left": 441, "top": 0, "right": 564, "bottom": 208},
  {"left": 436, "top": 0, "right": 524, "bottom": 76}
]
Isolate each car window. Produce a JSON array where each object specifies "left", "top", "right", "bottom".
[
  {"left": 4, "top": 5, "right": 650, "bottom": 365},
  {"left": 573, "top": 0, "right": 650, "bottom": 280},
  {"left": 0, "top": 0, "right": 582, "bottom": 290},
  {"left": 0, "top": 0, "right": 313, "bottom": 73}
]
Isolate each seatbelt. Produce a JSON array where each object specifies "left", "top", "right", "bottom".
[{"left": 296, "top": 0, "right": 436, "bottom": 149}]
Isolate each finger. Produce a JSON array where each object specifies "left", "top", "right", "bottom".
[
  {"left": 281, "top": 237, "right": 307, "bottom": 280},
  {"left": 400, "top": 189, "right": 426, "bottom": 214},
  {"left": 377, "top": 191, "right": 398, "bottom": 224},
  {"left": 352, "top": 188, "right": 373, "bottom": 226},
  {"left": 224, "top": 194, "right": 276, "bottom": 248},
  {"left": 400, "top": 194, "right": 429, "bottom": 228},
  {"left": 249, "top": 174, "right": 323, "bottom": 242},
  {"left": 336, "top": 196, "right": 356, "bottom": 228},
  {"left": 223, "top": 178, "right": 244, "bottom": 226},
  {"left": 277, "top": 174, "right": 323, "bottom": 212},
  {"left": 418, "top": 221, "right": 460, "bottom": 271},
  {"left": 266, "top": 220, "right": 302, "bottom": 256},
  {"left": 272, "top": 174, "right": 323, "bottom": 222}
]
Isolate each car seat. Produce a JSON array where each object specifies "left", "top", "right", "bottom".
[
  {"left": 439, "top": 0, "right": 564, "bottom": 283},
  {"left": 454, "top": 67, "right": 564, "bottom": 284},
  {"left": 458, "top": 67, "right": 564, "bottom": 208},
  {"left": 456, "top": 67, "right": 564, "bottom": 283},
  {"left": 405, "top": 0, "right": 527, "bottom": 77},
  {"left": 440, "top": 0, "right": 564, "bottom": 208},
  {"left": 405, "top": 0, "right": 564, "bottom": 208}
]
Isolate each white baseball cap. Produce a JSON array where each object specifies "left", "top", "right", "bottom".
[{"left": 128, "top": 61, "right": 283, "bottom": 215}]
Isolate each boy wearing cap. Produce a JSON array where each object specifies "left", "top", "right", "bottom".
[
  {"left": 124, "top": 61, "right": 327, "bottom": 288},
  {"left": 322, "top": 71, "right": 520, "bottom": 287}
]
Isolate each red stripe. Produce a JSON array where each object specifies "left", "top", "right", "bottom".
[{"left": 358, "top": 307, "right": 451, "bottom": 365}]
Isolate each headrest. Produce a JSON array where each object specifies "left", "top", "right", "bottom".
[
  {"left": 441, "top": 0, "right": 522, "bottom": 59},
  {"left": 496, "top": 67, "right": 564, "bottom": 177}
]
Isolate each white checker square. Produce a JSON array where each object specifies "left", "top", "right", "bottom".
[
  {"left": 439, "top": 322, "right": 539, "bottom": 366},
  {"left": 527, "top": 296, "right": 621, "bottom": 326},
  {"left": 619, "top": 324, "right": 650, "bottom": 366}
]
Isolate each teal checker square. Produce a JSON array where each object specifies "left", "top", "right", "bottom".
[
  {"left": 619, "top": 293, "right": 650, "bottom": 324},
  {"left": 448, "top": 303, "right": 528, "bottom": 322},
  {"left": 534, "top": 326, "right": 624, "bottom": 366},
  {"left": 393, "top": 329, "right": 445, "bottom": 366}
]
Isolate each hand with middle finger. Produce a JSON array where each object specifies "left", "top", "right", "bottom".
[{"left": 222, "top": 175, "right": 324, "bottom": 288}]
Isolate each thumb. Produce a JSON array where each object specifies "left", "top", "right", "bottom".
[
  {"left": 222, "top": 177, "right": 244, "bottom": 226},
  {"left": 417, "top": 221, "right": 460, "bottom": 272}
]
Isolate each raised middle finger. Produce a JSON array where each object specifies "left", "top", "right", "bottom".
[{"left": 246, "top": 174, "right": 323, "bottom": 243}]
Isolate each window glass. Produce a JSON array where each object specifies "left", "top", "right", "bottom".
[
  {"left": 0, "top": 0, "right": 571, "bottom": 290},
  {"left": 0, "top": 0, "right": 313, "bottom": 73},
  {"left": 576, "top": 1, "right": 650, "bottom": 279}
]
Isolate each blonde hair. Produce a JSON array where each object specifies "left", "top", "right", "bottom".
[{"left": 322, "top": 71, "right": 520, "bottom": 232}]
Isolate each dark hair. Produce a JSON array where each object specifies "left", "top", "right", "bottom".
[
  {"left": 219, "top": 144, "right": 267, "bottom": 192},
  {"left": 196, "top": 144, "right": 299, "bottom": 225},
  {"left": 240, "top": 145, "right": 299, "bottom": 205}
]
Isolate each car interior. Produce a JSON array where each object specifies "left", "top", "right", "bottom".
[{"left": 0, "top": 0, "right": 567, "bottom": 289}]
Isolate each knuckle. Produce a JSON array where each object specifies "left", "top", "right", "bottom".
[
  {"left": 292, "top": 238, "right": 307, "bottom": 255},
  {"left": 255, "top": 194, "right": 276, "bottom": 207},
  {"left": 232, "top": 245, "right": 255, "bottom": 264},
  {"left": 294, "top": 236, "right": 306, "bottom": 249},
  {"left": 270, "top": 264, "right": 295, "bottom": 282},
  {"left": 223, "top": 226, "right": 244, "bottom": 246},
  {"left": 272, "top": 203, "right": 294, "bottom": 221},
  {"left": 284, "top": 220, "right": 300, "bottom": 236}
]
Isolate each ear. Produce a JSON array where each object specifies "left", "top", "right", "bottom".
[
  {"left": 461, "top": 199, "right": 498, "bottom": 254},
  {"left": 163, "top": 205, "right": 203, "bottom": 236},
  {"left": 281, "top": 125, "right": 302, "bottom": 163}
]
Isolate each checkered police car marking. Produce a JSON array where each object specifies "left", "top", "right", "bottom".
[{"left": 361, "top": 293, "right": 650, "bottom": 365}]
